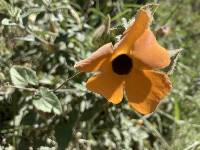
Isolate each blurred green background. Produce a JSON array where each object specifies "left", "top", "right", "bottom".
[{"left": 0, "top": 0, "right": 200, "bottom": 149}]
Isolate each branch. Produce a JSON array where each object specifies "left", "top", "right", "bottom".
[
  {"left": 1, "top": 85, "right": 37, "bottom": 92},
  {"left": 53, "top": 72, "right": 82, "bottom": 92}
]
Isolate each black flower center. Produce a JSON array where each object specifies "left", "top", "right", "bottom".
[{"left": 112, "top": 54, "right": 133, "bottom": 75}]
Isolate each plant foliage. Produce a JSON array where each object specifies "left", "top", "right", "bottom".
[{"left": 0, "top": 0, "right": 200, "bottom": 149}]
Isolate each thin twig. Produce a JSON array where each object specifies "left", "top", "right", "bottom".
[
  {"left": 53, "top": 71, "right": 82, "bottom": 92},
  {"left": 3, "top": 85, "right": 37, "bottom": 92},
  {"left": 25, "top": 27, "right": 50, "bottom": 45},
  {"left": 54, "top": 88, "right": 83, "bottom": 93}
]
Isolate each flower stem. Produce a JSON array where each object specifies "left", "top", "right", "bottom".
[{"left": 53, "top": 71, "right": 82, "bottom": 92}]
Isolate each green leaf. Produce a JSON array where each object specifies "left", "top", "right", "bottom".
[
  {"left": 42, "top": 0, "right": 52, "bottom": 6},
  {"left": 10, "top": 65, "right": 38, "bottom": 87},
  {"left": 7, "top": 5, "right": 22, "bottom": 20},
  {"left": 67, "top": 5, "right": 81, "bottom": 27},
  {"left": 33, "top": 88, "right": 62, "bottom": 115},
  {"left": 55, "top": 110, "right": 79, "bottom": 150},
  {"left": 0, "top": 0, "right": 9, "bottom": 11},
  {"left": 88, "top": 8, "right": 106, "bottom": 18},
  {"left": 1, "top": 18, "right": 17, "bottom": 26},
  {"left": 111, "top": 9, "right": 131, "bottom": 21},
  {"left": 14, "top": 34, "right": 35, "bottom": 42}
]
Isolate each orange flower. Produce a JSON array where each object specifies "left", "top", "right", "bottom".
[{"left": 74, "top": 9, "right": 172, "bottom": 115}]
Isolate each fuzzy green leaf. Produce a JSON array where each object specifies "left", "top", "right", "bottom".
[
  {"left": 1, "top": 18, "right": 17, "bottom": 26},
  {"left": 10, "top": 65, "right": 38, "bottom": 87},
  {"left": 33, "top": 88, "right": 62, "bottom": 115}
]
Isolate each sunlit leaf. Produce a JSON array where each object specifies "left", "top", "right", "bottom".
[
  {"left": 10, "top": 65, "right": 38, "bottom": 87},
  {"left": 1, "top": 18, "right": 17, "bottom": 26},
  {"left": 14, "top": 35, "right": 35, "bottom": 42},
  {"left": 33, "top": 88, "right": 62, "bottom": 115},
  {"left": 0, "top": 0, "right": 9, "bottom": 11}
]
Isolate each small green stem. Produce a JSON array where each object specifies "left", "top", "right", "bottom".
[
  {"left": 4, "top": 85, "right": 36, "bottom": 92},
  {"left": 53, "top": 71, "right": 82, "bottom": 92}
]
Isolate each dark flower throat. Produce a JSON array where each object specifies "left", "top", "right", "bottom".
[{"left": 112, "top": 54, "right": 133, "bottom": 75}]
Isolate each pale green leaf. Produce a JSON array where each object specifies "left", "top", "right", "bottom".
[
  {"left": 1, "top": 18, "right": 17, "bottom": 26},
  {"left": 10, "top": 65, "right": 38, "bottom": 87},
  {"left": 14, "top": 35, "right": 35, "bottom": 42},
  {"left": 33, "top": 88, "right": 62, "bottom": 115}
]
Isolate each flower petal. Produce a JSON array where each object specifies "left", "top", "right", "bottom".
[
  {"left": 74, "top": 43, "right": 113, "bottom": 72},
  {"left": 132, "top": 29, "right": 170, "bottom": 69},
  {"left": 112, "top": 9, "right": 151, "bottom": 59},
  {"left": 125, "top": 69, "right": 172, "bottom": 114},
  {"left": 86, "top": 72, "right": 124, "bottom": 104}
]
